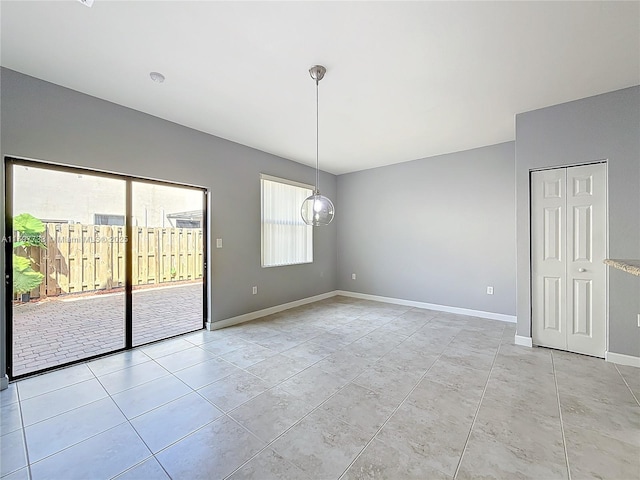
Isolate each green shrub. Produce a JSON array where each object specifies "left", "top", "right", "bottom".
[{"left": 12, "top": 213, "right": 46, "bottom": 295}]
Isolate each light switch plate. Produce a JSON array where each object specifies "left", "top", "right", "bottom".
[{"left": 216, "top": 238, "right": 222, "bottom": 248}]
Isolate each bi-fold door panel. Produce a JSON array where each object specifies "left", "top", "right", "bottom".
[
  {"left": 532, "top": 168, "right": 567, "bottom": 350},
  {"left": 565, "top": 164, "right": 606, "bottom": 357}
]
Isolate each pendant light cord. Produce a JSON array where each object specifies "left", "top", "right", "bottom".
[{"left": 315, "top": 77, "right": 320, "bottom": 195}]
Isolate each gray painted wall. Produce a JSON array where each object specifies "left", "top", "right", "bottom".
[
  {"left": 0, "top": 68, "right": 337, "bottom": 334},
  {"left": 515, "top": 86, "right": 640, "bottom": 357},
  {"left": 337, "top": 142, "right": 517, "bottom": 317}
]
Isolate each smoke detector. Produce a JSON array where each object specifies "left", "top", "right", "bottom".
[{"left": 149, "top": 72, "right": 166, "bottom": 84}]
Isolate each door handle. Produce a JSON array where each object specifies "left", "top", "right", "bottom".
[{"left": 578, "top": 268, "right": 586, "bottom": 272}]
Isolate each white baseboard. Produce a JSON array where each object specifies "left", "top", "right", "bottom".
[
  {"left": 206, "top": 291, "right": 338, "bottom": 331},
  {"left": 514, "top": 335, "right": 533, "bottom": 347},
  {"left": 336, "top": 290, "right": 517, "bottom": 323},
  {"left": 605, "top": 351, "right": 640, "bottom": 368},
  {"left": 207, "top": 289, "right": 518, "bottom": 332}
]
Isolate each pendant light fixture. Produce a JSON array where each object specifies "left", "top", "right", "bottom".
[{"left": 301, "top": 65, "right": 335, "bottom": 226}]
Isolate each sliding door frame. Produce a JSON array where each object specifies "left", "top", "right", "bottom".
[{"left": 4, "top": 157, "right": 208, "bottom": 380}]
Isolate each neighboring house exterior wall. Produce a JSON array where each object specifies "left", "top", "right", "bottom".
[{"left": 12, "top": 165, "right": 202, "bottom": 228}]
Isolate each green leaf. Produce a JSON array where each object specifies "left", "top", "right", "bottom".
[
  {"left": 12, "top": 254, "right": 44, "bottom": 294},
  {"left": 14, "top": 213, "right": 45, "bottom": 235},
  {"left": 13, "top": 213, "right": 46, "bottom": 248},
  {"left": 13, "top": 255, "right": 32, "bottom": 272}
]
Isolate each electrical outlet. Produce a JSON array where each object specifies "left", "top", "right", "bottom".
[
  {"left": 486, "top": 286, "right": 494, "bottom": 295},
  {"left": 252, "top": 286, "right": 257, "bottom": 295},
  {"left": 216, "top": 238, "right": 222, "bottom": 248},
  {"left": 352, "top": 273, "right": 357, "bottom": 280}
]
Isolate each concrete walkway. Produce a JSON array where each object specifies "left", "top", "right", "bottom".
[{"left": 12, "top": 283, "right": 204, "bottom": 376}]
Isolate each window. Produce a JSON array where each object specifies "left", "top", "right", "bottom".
[
  {"left": 94, "top": 214, "right": 125, "bottom": 226},
  {"left": 40, "top": 219, "right": 71, "bottom": 224},
  {"left": 167, "top": 210, "right": 203, "bottom": 229},
  {"left": 175, "top": 219, "right": 201, "bottom": 229},
  {"left": 261, "top": 175, "right": 313, "bottom": 267}
]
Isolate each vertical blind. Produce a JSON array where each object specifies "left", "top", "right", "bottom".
[{"left": 261, "top": 175, "right": 313, "bottom": 267}]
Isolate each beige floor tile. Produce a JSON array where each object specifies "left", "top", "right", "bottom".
[
  {"left": 423, "top": 356, "right": 489, "bottom": 393},
  {"left": 227, "top": 448, "right": 310, "bottom": 480},
  {"left": 156, "top": 416, "right": 265, "bottom": 479},
  {"left": 377, "top": 344, "right": 439, "bottom": 376},
  {"left": 616, "top": 364, "right": 640, "bottom": 403},
  {"left": 218, "top": 343, "right": 279, "bottom": 368},
  {"left": 399, "top": 334, "right": 450, "bottom": 356},
  {"left": 271, "top": 409, "right": 370, "bottom": 480},
  {"left": 481, "top": 371, "right": 559, "bottom": 422},
  {"left": 373, "top": 320, "right": 420, "bottom": 337},
  {"left": 342, "top": 438, "right": 452, "bottom": 480},
  {"left": 278, "top": 365, "right": 350, "bottom": 408},
  {"left": 559, "top": 392, "right": 640, "bottom": 447},
  {"left": 376, "top": 402, "right": 470, "bottom": 477},
  {"left": 564, "top": 423, "right": 640, "bottom": 480},
  {"left": 406, "top": 378, "right": 480, "bottom": 423},
  {"left": 315, "top": 350, "right": 374, "bottom": 381},
  {"left": 320, "top": 382, "right": 398, "bottom": 436},
  {"left": 197, "top": 370, "right": 270, "bottom": 412},
  {"left": 253, "top": 333, "right": 308, "bottom": 353},
  {"left": 347, "top": 331, "right": 405, "bottom": 359},
  {"left": 198, "top": 336, "right": 250, "bottom": 356},
  {"left": 352, "top": 362, "right": 422, "bottom": 404},
  {"left": 246, "top": 353, "right": 311, "bottom": 386},
  {"left": 473, "top": 401, "right": 566, "bottom": 467},
  {"left": 555, "top": 368, "right": 638, "bottom": 407},
  {"left": 439, "top": 346, "right": 495, "bottom": 371},
  {"left": 308, "top": 330, "right": 359, "bottom": 350},
  {"left": 228, "top": 387, "right": 314, "bottom": 443},
  {"left": 457, "top": 429, "right": 568, "bottom": 480},
  {"left": 492, "top": 349, "right": 555, "bottom": 383},
  {"left": 280, "top": 340, "right": 336, "bottom": 364}
]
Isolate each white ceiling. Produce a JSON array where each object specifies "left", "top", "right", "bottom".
[{"left": 1, "top": 1, "right": 638, "bottom": 175}]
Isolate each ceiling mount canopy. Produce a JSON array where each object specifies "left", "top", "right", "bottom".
[
  {"left": 301, "top": 65, "right": 335, "bottom": 227},
  {"left": 309, "top": 65, "right": 326, "bottom": 83}
]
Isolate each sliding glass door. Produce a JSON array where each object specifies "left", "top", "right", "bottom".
[
  {"left": 131, "top": 181, "right": 205, "bottom": 346},
  {"left": 5, "top": 158, "right": 207, "bottom": 379},
  {"left": 8, "top": 163, "right": 127, "bottom": 377}
]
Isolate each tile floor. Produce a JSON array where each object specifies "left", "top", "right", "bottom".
[{"left": 1, "top": 296, "right": 638, "bottom": 479}]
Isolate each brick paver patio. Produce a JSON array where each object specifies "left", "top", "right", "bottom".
[{"left": 12, "top": 282, "right": 203, "bottom": 376}]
